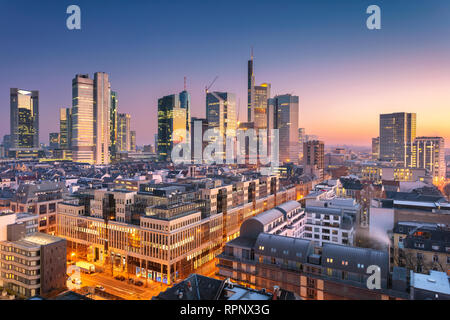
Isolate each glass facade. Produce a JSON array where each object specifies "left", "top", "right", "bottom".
[{"left": 10, "top": 88, "right": 39, "bottom": 149}]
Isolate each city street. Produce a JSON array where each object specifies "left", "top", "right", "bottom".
[{"left": 78, "top": 272, "right": 169, "bottom": 300}]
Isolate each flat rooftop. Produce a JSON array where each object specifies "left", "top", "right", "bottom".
[{"left": 411, "top": 270, "right": 450, "bottom": 295}]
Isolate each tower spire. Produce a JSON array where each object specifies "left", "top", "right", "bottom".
[
  {"left": 251, "top": 46, "right": 254, "bottom": 60},
  {"left": 184, "top": 76, "right": 186, "bottom": 91}
]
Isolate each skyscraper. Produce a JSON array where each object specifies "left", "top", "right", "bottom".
[
  {"left": 379, "top": 112, "right": 416, "bottom": 165},
  {"left": 157, "top": 94, "right": 187, "bottom": 161},
  {"left": 49, "top": 133, "right": 60, "bottom": 149},
  {"left": 110, "top": 90, "right": 118, "bottom": 159},
  {"left": 179, "top": 89, "right": 191, "bottom": 135},
  {"left": 71, "top": 73, "right": 111, "bottom": 165},
  {"left": 93, "top": 72, "right": 111, "bottom": 165},
  {"left": 206, "top": 92, "right": 237, "bottom": 137},
  {"left": 130, "top": 131, "right": 136, "bottom": 152},
  {"left": 411, "top": 137, "right": 445, "bottom": 180},
  {"left": 10, "top": 88, "right": 39, "bottom": 149},
  {"left": 247, "top": 53, "right": 255, "bottom": 122},
  {"left": 59, "top": 108, "right": 72, "bottom": 150},
  {"left": 253, "top": 83, "right": 271, "bottom": 129},
  {"left": 269, "top": 94, "right": 299, "bottom": 164},
  {"left": 117, "top": 113, "right": 131, "bottom": 152}
]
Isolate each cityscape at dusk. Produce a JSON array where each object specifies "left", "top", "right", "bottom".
[{"left": 0, "top": 0, "right": 449, "bottom": 309}]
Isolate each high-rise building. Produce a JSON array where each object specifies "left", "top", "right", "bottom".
[
  {"left": 303, "top": 140, "right": 325, "bottom": 179},
  {"left": 379, "top": 112, "right": 416, "bottom": 165},
  {"left": 71, "top": 73, "right": 111, "bottom": 165},
  {"left": 206, "top": 92, "right": 237, "bottom": 136},
  {"left": 190, "top": 117, "right": 208, "bottom": 163},
  {"left": 130, "top": 130, "right": 136, "bottom": 152},
  {"left": 372, "top": 137, "right": 380, "bottom": 160},
  {"left": 59, "top": 108, "right": 72, "bottom": 150},
  {"left": 253, "top": 83, "right": 271, "bottom": 129},
  {"left": 268, "top": 94, "right": 299, "bottom": 164},
  {"left": 247, "top": 53, "right": 255, "bottom": 122},
  {"left": 247, "top": 52, "right": 271, "bottom": 129},
  {"left": 49, "top": 133, "right": 60, "bottom": 149},
  {"left": 117, "top": 113, "right": 131, "bottom": 152},
  {"left": 179, "top": 89, "right": 191, "bottom": 135},
  {"left": 10, "top": 89, "right": 39, "bottom": 149},
  {"left": 93, "top": 72, "right": 111, "bottom": 165},
  {"left": 157, "top": 94, "right": 187, "bottom": 161},
  {"left": 110, "top": 90, "right": 118, "bottom": 158},
  {"left": 411, "top": 137, "right": 446, "bottom": 180}
]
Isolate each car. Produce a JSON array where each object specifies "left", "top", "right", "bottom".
[
  {"left": 115, "top": 275, "right": 125, "bottom": 281},
  {"left": 96, "top": 285, "right": 105, "bottom": 291},
  {"left": 134, "top": 281, "right": 144, "bottom": 287},
  {"left": 128, "top": 278, "right": 135, "bottom": 284}
]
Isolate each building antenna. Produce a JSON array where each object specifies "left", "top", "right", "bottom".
[
  {"left": 184, "top": 76, "right": 187, "bottom": 91},
  {"left": 251, "top": 46, "right": 254, "bottom": 60}
]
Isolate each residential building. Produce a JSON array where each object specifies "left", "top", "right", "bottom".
[
  {"left": 411, "top": 137, "right": 446, "bottom": 180},
  {"left": 303, "top": 140, "right": 325, "bottom": 179},
  {"left": 0, "top": 232, "right": 67, "bottom": 298}
]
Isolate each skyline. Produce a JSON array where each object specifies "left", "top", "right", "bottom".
[{"left": 1, "top": 0, "right": 450, "bottom": 147}]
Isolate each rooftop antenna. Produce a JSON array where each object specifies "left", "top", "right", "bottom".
[
  {"left": 251, "top": 46, "right": 254, "bottom": 61},
  {"left": 184, "top": 76, "right": 187, "bottom": 91}
]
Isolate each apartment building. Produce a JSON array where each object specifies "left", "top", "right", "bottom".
[
  {"left": 217, "top": 223, "right": 409, "bottom": 300},
  {"left": 9, "top": 182, "right": 68, "bottom": 234},
  {"left": 0, "top": 231, "right": 66, "bottom": 298},
  {"left": 303, "top": 198, "right": 359, "bottom": 246},
  {"left": 392, "top": 222, "right": 450, "bottom": 275}
]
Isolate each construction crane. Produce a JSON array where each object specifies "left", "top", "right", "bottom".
[{"left": 205, "top": 76, "right": 219, "bottom": 94}]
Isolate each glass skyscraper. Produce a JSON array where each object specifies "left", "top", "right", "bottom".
[
  {"left": 10, "top": 88, "right": 39, "bottom": 149},
  {"left": 157, "top": 94, "right": 187, "bottom": 162},
  {"left": 379, "top": 112, "right": 416, "bottom": 166}
]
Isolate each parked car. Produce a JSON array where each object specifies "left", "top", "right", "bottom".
[
  {"left": 115, "top": 275, "right": 126, "bottom": 281},
  {"left": 96, "top": 285, "right": 105, "bottom": 291},
  {"left": 128, "top": 278, "right": 135, "bottom": 284},
  {"left": 135, "top": 280, "right": 144, "bottom": 287}
]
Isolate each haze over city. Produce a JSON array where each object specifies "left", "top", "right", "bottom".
[{"left": 1, "top": 0, "right": 450, "bottom": 147}]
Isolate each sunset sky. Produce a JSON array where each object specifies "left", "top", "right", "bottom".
[{"left": 1, "top": 0, "right": 449, "bottom": 147}]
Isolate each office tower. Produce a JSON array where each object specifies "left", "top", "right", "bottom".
[
  {"left": 157, "top": 94, "right": 187, "bottom": 161},
  {"left": 411, "top": 137, "right": 445, "bottom": 180},
  {"left": 49, "top": 133, "right": 60, "bottom": 149},
  {"left": 268, "top": 94, "right": 299, "bottom": 164},
  {"left": 10, "top": 89, "right": 39, "bottom": 149},
  {"left": 298, "top": 128, "right": 306, "bottom": 162},
  {"left": 247, "top": 53, "right": 255, "bottom": 122},
  {"left": 110, "top": 90, "right": 118, "bottom": 158},
  {"left": 372, "top": 137, "right": 380, "bottom": 160},
  {"left": 59, "top": 108, "right": 72, "bottom": 150},
  {"left": 130, "top": 131, "right": 136, "bottom": 152},
  {"left": 304, "top": 140, "right": 325, "bottom": 179},
  {"left": 190, "top": 117, "right": 208, "bottom": 163},
  {"left": 206, "top": 92, "right": 237, "bottom": 137},
  {"left": 117, "top": 113, "right": 131, "bottom": 152},
  {"left": 71, "top": 73, "right": 111, "bottom": 165},
  {"left": 253, "top": 83, "right": 271, "bottom": 129},
  {"left": 379, "top": 112, "right": 416, "bottom": 165},
  {"left": 179, "top": 89, "right": 191, "bottom": 135},
  {"left": 93, "top": 72, "right": 111, "bottom": 165}
]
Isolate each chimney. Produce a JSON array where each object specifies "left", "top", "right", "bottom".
[{"left": 273, "top": 286, "right": 280, "bottom": 300}]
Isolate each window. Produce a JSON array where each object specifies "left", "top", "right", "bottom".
[{"left": 432, "top": 255, "right": 439, "bottom": 263}]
